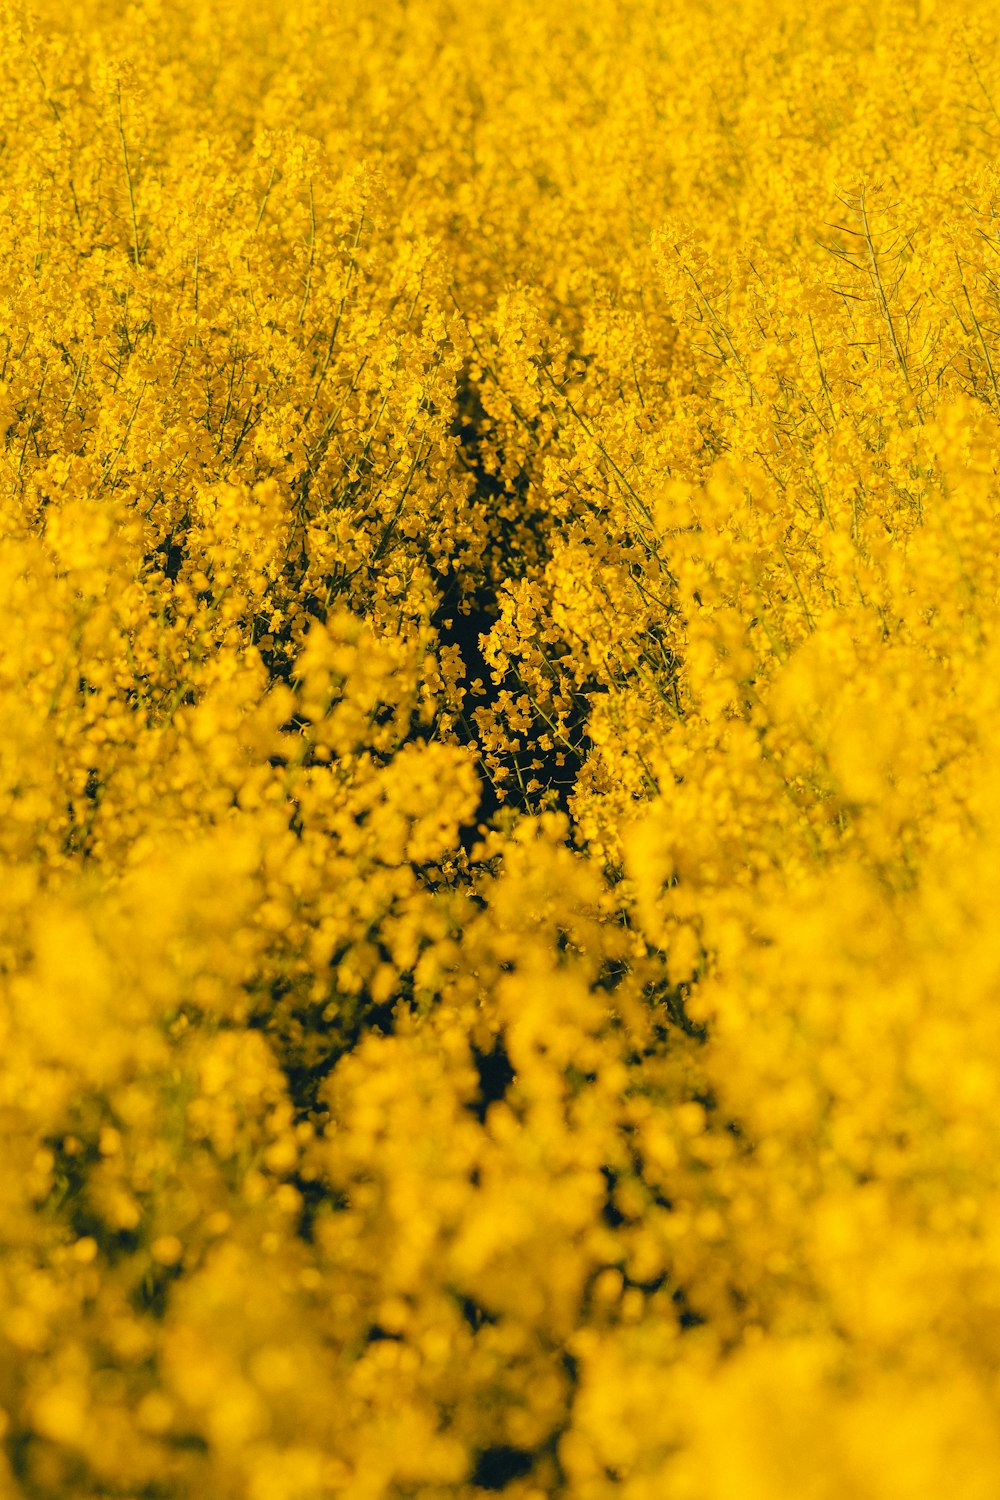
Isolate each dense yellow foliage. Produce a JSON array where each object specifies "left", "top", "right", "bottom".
[{"left": 2, "top": 0, "right": 1000, "bottom": 1493}]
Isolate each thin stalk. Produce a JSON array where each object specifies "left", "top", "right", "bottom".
[{"left": 116, "top": 83, "right": 142, "bottom": 271}]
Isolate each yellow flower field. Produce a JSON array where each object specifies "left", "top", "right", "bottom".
[{"left": 2, "top": 0, "right": 1000, "bottom": 1493}]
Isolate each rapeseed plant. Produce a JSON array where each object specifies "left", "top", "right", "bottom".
[{"left": 3, "top": 0, "right": 1000, "bottom": 1495}]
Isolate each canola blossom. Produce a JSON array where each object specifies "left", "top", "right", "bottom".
[{"left": 1, "top": 0, "right": 1000, "bottom": 1494}]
